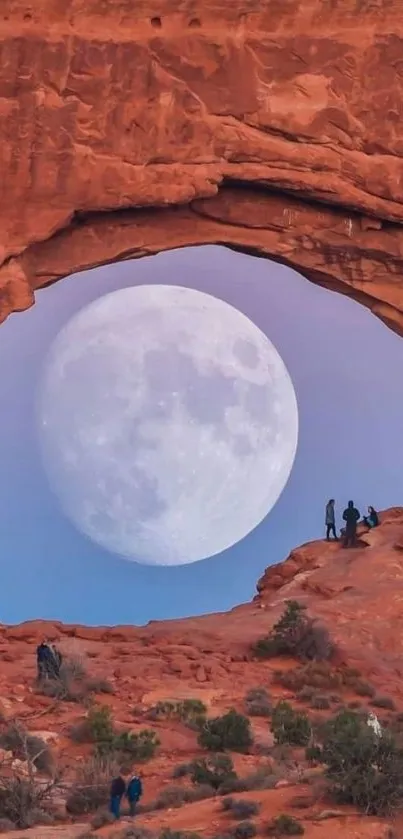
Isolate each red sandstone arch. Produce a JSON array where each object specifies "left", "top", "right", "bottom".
[{"left": 1, "top": 1, "right": 403, "bottom": 334}]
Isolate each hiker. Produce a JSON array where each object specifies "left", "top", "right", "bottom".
[
  {"left": 109, "top": 773, "right": 126, "bottom": 820},
  {"left": 325, "top": 498, "right": 338, "bottom": 541},
  {"left": 342, "top": 500, "right": 360, "bottom": 548},
  {"left": 127, "top": 772, "right": 143, "bottom": 816},
  {"left": 49, "top": 643, "right": 62, "bottom": 678},
  {"left": 36, "top": 640, "right": 54, "bottom": 680},
  {"left": 363, "top": 505, "right": 379, "bottom": 529}
]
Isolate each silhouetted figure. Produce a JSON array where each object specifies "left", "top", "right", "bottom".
[
  {"left": 127, "top": 773, "right": 143, "bottom": 816},
  {"left": 49, "top": 644, "right": 62, "bottom": 678},
  {"left": 325, "top": 498, "right": 338, "bottom": 541},
  {"left": 110, "top": 775, "right": 126, "bottom": 820},
  {"left": 342, "top": 500, "right": 360, "bottom": 548},
  {"left": 36, "top": 640, "right": 54, "bottom": 681},
  {"left": 363, "top": 506, "right": 379, "bottom": 529}
]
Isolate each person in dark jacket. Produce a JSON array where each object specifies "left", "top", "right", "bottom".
[
  {"left": 325, "top": 499, "right": 338, "bottom": 541},
  {"left": 36, "top": 640, "right": 53, "bottom": 681},
  {"left": 110, "top": 774, "right": 126, "bottom": 819},
  {"left": 342, "top": 500, "right": 360, "bottom": 548},
  {"left": 363, "top": 506, "right": 379, "bottom": 529},
  {"left": 49, "top": 643, "right": 63, "bottom": 678},
  {"left": 127, "top": 773, "right": 143, "bottom": 816}
]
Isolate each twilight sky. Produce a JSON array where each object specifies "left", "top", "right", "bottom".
[{"left": 1, "top": 244, "right": 403, "bottom": 626}]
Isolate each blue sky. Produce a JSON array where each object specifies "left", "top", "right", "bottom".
[{"left": 1, "top": 245, "right": 402, "bottom": 626}]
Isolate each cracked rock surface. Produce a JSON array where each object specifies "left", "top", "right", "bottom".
[{"left": 1, "top": 0, "right": 403, "bottom": 331}]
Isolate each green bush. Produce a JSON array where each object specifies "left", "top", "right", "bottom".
[
  {"left": 87, "top": 705, "right": 115, "bottom": 751},
  {"left": 252, "top": 601, "right": 332, "bottom": 663},
  {"left": 221, "top": 798, "right": 260, "bottom": 819},
  {"left": 320, "top": 709, "right": 403, "bottom": 814},
  {"left": 266, "top": 814, "right": 304, "bottom": 835},
  {"left": 198, "top": 709, "right": 252, "bottom": 753},
  {"left": 305, "top": 744, "right": 322, "bottom": 762},
  {"left": 231, "top": 821, "right": 257, "bottom": 839},
  {"left": 113, "top": 729, "right": 159, "bottom": 761},
  {"left": 190, "top": 754, "right": 236, "bottom": 790},
  {"left": 271, "top": 701, "right": 311, "bottom": 746}
]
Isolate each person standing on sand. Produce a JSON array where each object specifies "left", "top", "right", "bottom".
[{"left": 325, "top": 499, "right": 338, "bottom": 541}]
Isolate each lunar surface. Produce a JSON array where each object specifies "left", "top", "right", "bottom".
[{"left": 37, "top": 285, "right": 298, "bottom": 565}]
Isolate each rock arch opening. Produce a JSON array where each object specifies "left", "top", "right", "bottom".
[{"left": 3, "top": 186, "right": 403, "bottom": 340}]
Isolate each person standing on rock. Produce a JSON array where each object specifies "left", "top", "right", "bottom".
[
  {"left": 342, "top": 500, "right": 360, "bottom": 548},
  {"left": 126, "top": 772, "right": 143, "bottom": 816},
  {"left": 36, "top": 639, "right": 54, "bottom": 681},
  {"left": 325, "top": 499, "right": 338, "bottom": 541},
  {"left": 109, "top": 772, "right": 126, "bottom": 819}
]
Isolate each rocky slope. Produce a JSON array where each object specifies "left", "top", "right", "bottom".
[
  {"left": 2, "top": 1, "right": 403, "bottom": 336},
  {"left": 0, "top": 509, "right": 403, "bottom": 838}
]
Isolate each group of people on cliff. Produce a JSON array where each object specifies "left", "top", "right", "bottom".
[{"left": 325, "top": 499, "right": 379, "bottom": 547}]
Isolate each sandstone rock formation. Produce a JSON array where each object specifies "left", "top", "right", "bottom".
[
  {"left": 0, "top": 510, "right": 402, "bottom": 837},
  {"left": 1, "top": 2, "right": 403, "bottom": 335}
]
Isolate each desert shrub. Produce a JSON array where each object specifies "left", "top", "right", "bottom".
[
  {"left": 154, "top": 784, "right": 215, "bottom": 810},
  {"left": 118, "top": 828, "right": 155, "bottom": 839},
  {"left": 91, "top": 807, "right": 115, "bottom": 828},
  {"left": 0, "top": 724, "right": 54, "bottom": 775},
  {"left": 113, "top": 729, "right": 159, "bottom": 761},
  {"left": 295, "top": 686, "right": 315, "bottom": 702},
  {"left": 86, "top": 677, "right": 115, "bottom": 695},
  {"left": 354, "top": 680, "right": 375, "bottom": 698},
  {"left": 320, "top": 709, "right": 403, "bottom": 814},
  {"left": 244, "top": 688, "right": 272, "bottom": 717},
  {"left": 305, "top": 745, "right": 322, "bottom": 762},
  {"left": 159, "top": 830, "right": 202, "bottom": 839},
  {"left": 198, "top": 709, "right": 252, "bottom": 753},
  {"left": 219, "top": 766, "right": 278, "bottom": 796},
  {"left": 230, "top": 821, "right": 257, "bottom": 839},
  {"left": 277, "top": 662, "right": 341, "bottom": 693},
  {"left": 151, "top": 699, "right": 206, "bottom": 728},
  {"left": 37, "top": 653, "right": 89, "bottom": 702},
  {"left": 0, "top": 774, "right": 57, "bottom": 828},
  {"left": 190, "top": 754, "right": 236, "bottom": 790},
  {"left": 252, "top": 601, "right": 333, "bottom": 662},
  {"left": 172, "top": 762, "right": 191, "bottom": 778},
  {"left": 271, "top": 701, "right": 311, "bottom": 746},
  {"left": 0, "top": 818, "right": 15, "bottom": 831},
  {"left": 266, "top": 814, "right": 305, "bottom": 835},
  {"left": 371, "top": 696, "right": 396, "bottom": 711},
  {"left": 66, "top": 755, "right": 118, "bottom": 814},
  {"left": 310, "top": 695, "right": 330, "bottom": 710},
  {"left": 221, "top": 798, "right": 260, "bottom": 819},
  {"left": 70, "top": 707, "right": 159, "bottom": 761}
]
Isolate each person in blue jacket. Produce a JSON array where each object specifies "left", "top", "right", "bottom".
[{"left": 127, "top": 772, "right": 143, "bottom": 816}]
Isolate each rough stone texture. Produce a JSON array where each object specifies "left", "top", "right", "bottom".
[
  {"left": 2, "top": 2, "right": 403, "bottom": 332},
  {"left": 1, "top": 510, "right": 403, "bottom": 836}
]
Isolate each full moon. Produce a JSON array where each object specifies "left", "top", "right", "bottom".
[{"left": 38, "top": 285, "right": 298, "bottom": 565}]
